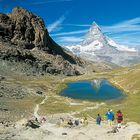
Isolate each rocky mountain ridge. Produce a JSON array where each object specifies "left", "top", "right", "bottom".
[{"left": 0, "top": 7, "right": 85, "bottom": 76}]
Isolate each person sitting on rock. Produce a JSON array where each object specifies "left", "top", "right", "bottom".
[
  {"left": 67, "top": 119, "right": 73, "bottom": 127},
  {"left": 83, "top": 117, "right": 88, "bottom": 125},
  {"left": 74, "top": 119, "right": 80, "bottom": 126},
  {"left": 41, "top": 117, "right": 46, "bottom": 123},
  {"left": 35, "top": 117, "right": 38, "bottom": 122}
]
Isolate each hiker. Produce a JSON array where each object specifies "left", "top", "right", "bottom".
[
  {"left": 83, "top": 117, "right": 88, "bottom": 125},
  {"left": 41, "top": 117, "right": 46, "bottom": 123},
  {"left": 105, "top": 109, "right": 114, "bottom": 126},
  {"left": 80, "top": 117, "right": 88, "bottom": 126},
  {"left": 74, "top": 119, "right": 80, "bottom": 126},
  {"left": 35, "top": 117, "right": 39, "bottom": 123},
  {"left": 116, "top": 110, "right": 123, "bottom": 128},
  {"left": 96, "top": 114, "right": 102, "bottom": 125},
  {"left": 60, "top": 117, "right": 64, "bottom": 123},
  {"left": 58, "top": 117, "right": 65, "bottom": 127},
  {"left": 67, "top": 119, "right": 73, "bottom": 127}
]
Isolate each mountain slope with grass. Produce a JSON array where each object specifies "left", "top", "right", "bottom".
[{"left": 110, "top": 64, "right": 140, "bottom": 94}]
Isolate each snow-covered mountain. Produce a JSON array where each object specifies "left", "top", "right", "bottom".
[{"left": 65, "top": 22, "right": 140, "bottom": 66}]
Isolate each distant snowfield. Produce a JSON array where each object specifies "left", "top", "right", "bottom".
[{"left": 107, "top": 37, "right": 137, "bottom": 52}]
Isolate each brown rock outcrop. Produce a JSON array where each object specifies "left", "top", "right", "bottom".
[{"left": 0, "top": 7, "right": 85, "bottom": 75}]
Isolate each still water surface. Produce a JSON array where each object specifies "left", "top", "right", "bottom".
[{"left": 60, "top": 80, "right": 124, "bottom": 101}]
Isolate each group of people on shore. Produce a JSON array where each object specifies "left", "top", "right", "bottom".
[
  {"left": 67, "top": 117, "right": 88, "bottom": 127},
  {"left": 96, "top": 109, "right": 123, "bottom": 128},
  {"left": 30, "top": 109, "right": 123, "bottom": 129},
  {"left": 66, "top": 109, "right": 123, "bottom": 128}
]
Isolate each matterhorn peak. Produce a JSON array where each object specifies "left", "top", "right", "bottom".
[
  {"left": 64, "top": 20, "right": 139, "bottom": 66},
  {"left": 91, "top": 21, "right": 101, "bottom": 31},
  {"left": 82, "top": 21, "right": 104, "bottom": 45},
  {"left": 87, "top": 21, "right": 103, "bottom": 37}
]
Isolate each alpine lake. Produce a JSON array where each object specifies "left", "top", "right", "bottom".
[{"left": 60, "top": 79, "right": 125, "bottom": 101}]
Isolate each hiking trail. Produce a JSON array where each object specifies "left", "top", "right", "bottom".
[{"left": 33, "top": 95, "right": 47, "bottom": 120}]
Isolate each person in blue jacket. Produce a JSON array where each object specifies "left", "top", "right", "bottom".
[{"left": 105, "top": 109, "right": 114, "bottom": 126}]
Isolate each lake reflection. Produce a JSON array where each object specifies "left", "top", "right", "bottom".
[{"left": 60, "top": 80, "right": 124, "bottom": 101}]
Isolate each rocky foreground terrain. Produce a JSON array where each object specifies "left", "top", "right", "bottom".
[{"left": 0, "top": 105, "right": 140, "bottom": 140}]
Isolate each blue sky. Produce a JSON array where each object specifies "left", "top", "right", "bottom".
[{"left": 0, "top": 0, "right": 140, "bottom": 48}]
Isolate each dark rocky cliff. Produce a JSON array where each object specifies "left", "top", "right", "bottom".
[{"left": 0, "top": 7, "right": 84, "bottom": 75}]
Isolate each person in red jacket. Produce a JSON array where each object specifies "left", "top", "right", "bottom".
[{"left": 116, "top": 110, "right": 123, "bottom": 128}]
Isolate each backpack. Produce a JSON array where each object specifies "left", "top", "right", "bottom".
[
  {"left": 112, "top": 114, "right": 115, "bottom": 121},
  {"left": 96, "top": 116, "right": 101, "bottom": 122},
  {"left": 117, "top": 113, "right": 123, "bottom": 120}
]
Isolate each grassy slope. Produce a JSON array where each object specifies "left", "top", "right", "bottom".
[
  {"left": 1, "top": 60, "right": 140, "bottom": 123},
  {"left": 109, "top": 64, "right": 140, "bottom": 94},
  {"left": 108, "top": 64, "right": 140, "bottom": 123}
]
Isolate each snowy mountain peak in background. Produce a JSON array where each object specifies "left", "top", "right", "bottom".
[
  {"left": 87, "top": 21, "right": 102, "bottom": 35},
  {"left": 65, "top": 22, "right": 140, "bottom": 66},
  {"left": 90, "top": 21, "right": 102, "bottom": 33},
  {"left": 82, "top": 22, "right": 137, "bottom": 52},
  {"left": 82, "top": 22, "right": 105, "bottom": 46}
]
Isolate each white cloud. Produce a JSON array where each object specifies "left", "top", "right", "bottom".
[
  {"left": 111, "top": 32, "right": 140, "bottom": 47},
  {"left": 51, "top": 29, "right": 88, "bottom": 36},
  {"left": 47, "top": 15, "right": 65, "bottom": 33},
  {"left": 57, "top": 36, "right": 84, "bottom": 43},
  {"left": 100, "top": 17, "right": 140, "bottom": 47},
  {"left": 63, "top": 23, "right": 90, "bottom": 27},
  {"left": 102, "top": 17, "right": 140, "bottom": 34}
]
